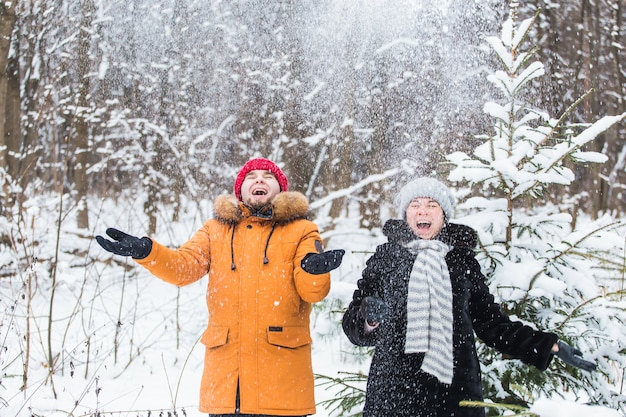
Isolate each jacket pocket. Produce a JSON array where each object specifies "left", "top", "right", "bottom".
[
  {"left": 266, "top": 326, "right": 312, "bottom": 349},
  {"left": 200, "top": 326, "right": 229, "bottom": 348}
]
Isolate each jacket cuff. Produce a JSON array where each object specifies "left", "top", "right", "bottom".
[
  {"left": 533, "top": 332, "right": 560, "bottom": 371},
  {"left": 135, "top": 238, "right": 159, "bottom": 265}
]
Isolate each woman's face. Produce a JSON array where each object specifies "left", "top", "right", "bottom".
[{"left": 405, "top": 197, "right": 445, "bottom": 240}]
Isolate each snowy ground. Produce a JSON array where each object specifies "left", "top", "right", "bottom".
[{"left": 0, "top": 196, "right": 623, "bottom": 417}]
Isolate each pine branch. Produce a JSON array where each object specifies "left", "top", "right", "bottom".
[
  {"left": 459, "top": 400, "right": 538, "bottom": 416},
  {"left": 555, "top": 289, "right": 626, "bottom": 331},
  {"left": 315, "top": 371, "right": 367, "bottom": 417},
  {"left": 516, "top": 219, "right": 623, "bottom": 308}
]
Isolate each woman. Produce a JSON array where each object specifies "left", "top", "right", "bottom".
[{"left": 341, "top": 177, "right": 595, "bottom": 417}]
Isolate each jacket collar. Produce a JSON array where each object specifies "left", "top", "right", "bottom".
[
  {"left": 213, "top": 191, "right": 310, "bottom": 225},
  {"left": 383, "top": 219, "right": 478, "bottom": 249}
]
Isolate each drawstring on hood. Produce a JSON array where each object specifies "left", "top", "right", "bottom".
[
  {"left": 230, "top": 225, "right": 237, "bottom": 271},
  {"left": 229, "top": 222, "right": 276, "bottom": 270},
  {"left": 263, "top": 224, "right": 276, "bottom": 264},
  {"left": 213, "top": 192, "right": 310, "bottom": 271}
]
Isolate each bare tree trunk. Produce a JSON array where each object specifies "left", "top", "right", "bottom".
[
  {"left": 21, "top": 7, "right": 43, "bottom": 195},
  {"left": 324, "top": 87, "right": 355, "bottom": 223},
  {"left": 583, "top": 0, "right": 606, "bottom": 218},
  {"left": 145, "top": 167, "right": 159, "bottom": 235},
  {"left": 6, "top": 29, "right": 39, "bottom": 209},
  {"left": 144, "top": 67, "right": 169, "bottom": 235},
  {"left": 274, "top": 1, "right": 313, "bottom": 194},
  {"left": 0, "top": 1, "right": 17, "bottom": 169},
  {"left": 322, "top": 114, "right": 354, "bottom": 226},
  {"left": 0, "top": 1, "right": 18, "bottom": 212},
  {"left": 360, "top": 57, "right": 391, "bottom": 229},
  {"left": 326, "top": 125, "right": 355, "bottom": 222},
  {"left": 75, "top": 0, "right": 94, "bottom": 229},
  {"left": 5, "top": 38, "right": 22, "bottom": 184},
  {"left": 281, "top": 100, "right": 314, "bottom": 195},
  {"left": 605, "top": 0, "right": 626, "bottom": 216}
]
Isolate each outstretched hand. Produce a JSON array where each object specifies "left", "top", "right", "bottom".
[
  {"left": 300, "top": 249, "right": 345, "bottom": 275},
  {"left": 96, "top": 228, "right": 152, "bottom": 259},
  {"left": 554, "top": 340, "right": 597, "bottom": 372}
]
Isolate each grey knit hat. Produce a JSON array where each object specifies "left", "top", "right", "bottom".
[{"left": 395, "top": 177, "right": 455, "bottom": 220}]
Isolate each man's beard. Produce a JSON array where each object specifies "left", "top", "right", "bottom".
[{"left": 245, "top": 199, "right": 269, "bottom": 211}]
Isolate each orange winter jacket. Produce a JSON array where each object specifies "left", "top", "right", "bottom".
[{"left": 136, "top": 191, "right": 331, "bottom": 415}]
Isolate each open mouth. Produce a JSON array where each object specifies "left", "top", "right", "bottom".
[
  {"left": 416, "top": 221, "right": 431, "bottom": 231},
  {"left": 252, "top": 189, "right": 267, "bottom": 196}
]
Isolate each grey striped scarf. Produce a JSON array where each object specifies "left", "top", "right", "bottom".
[{"left": 404, "top": 239, "right": 454, "bottom": 385}]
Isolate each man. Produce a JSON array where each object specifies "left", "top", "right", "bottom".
[
  {"left": 97, "top": 158, "right": 344, "bottom": 416},
  {"left": 341, "top": 177, "right": 595, "bottom": 417}
]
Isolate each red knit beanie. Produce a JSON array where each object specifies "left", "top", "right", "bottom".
[{"left": 233, "top": 158, "right": 289, "bottom": 200}]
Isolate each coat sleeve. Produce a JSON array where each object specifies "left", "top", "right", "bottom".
[
  {"left": 292, "top": 220, "right": 331, "bottom": 303},
  {"left": 465, "top": 252, "right": 558, "bottom": 371},
  {"left": 135, "top": 221, "right": 212, "bottom": 286},
  {"left": 341, "top": 251, "right": 384, "bottom": 347}
]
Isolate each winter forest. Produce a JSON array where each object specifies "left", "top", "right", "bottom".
[{"left": 1, "top": 0, "right": 626, "bottom": 416}]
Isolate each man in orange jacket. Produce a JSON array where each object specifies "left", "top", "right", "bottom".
[{"left": 97, "top": 158, "right": 344, "bottom": 416}]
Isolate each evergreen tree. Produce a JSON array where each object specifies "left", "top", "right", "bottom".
[{"left": 447, "top": 5, "right": 626, "bottom": 414}]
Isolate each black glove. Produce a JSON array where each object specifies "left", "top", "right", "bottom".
[
  {"left": 554, "top": 340, "right": 597, "bottom": 372},
  {"left": 360, "top": 296, "right": 388, "bottom": 325},
  {"left": 96, "top": 228, "right": 152, "bottom": 259},
  {"left": 300, "top": 249, "right": 345, "bottom": 274}
]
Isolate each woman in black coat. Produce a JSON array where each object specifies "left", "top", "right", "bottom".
[{"left": 342, "top": 177, "right": 595, "bottom": 417}]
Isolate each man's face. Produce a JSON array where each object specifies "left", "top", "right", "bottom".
[
  {"left": 405, "top": 197, "right": 445, "bottom": 240},
  {"left": 240, "top": 169, "right": 281, "bottom": 208}
]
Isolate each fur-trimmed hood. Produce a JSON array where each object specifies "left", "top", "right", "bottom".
[
  {"left": 382, "top": 219, "right": 477, "bottom": 249},
  {"left": 213, "top": 191, "right": 310, "bottom": 224}
]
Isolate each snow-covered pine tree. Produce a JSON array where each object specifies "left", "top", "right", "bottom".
[{"left": 447, "top": 5, "right": 626, "bottom": 413}]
